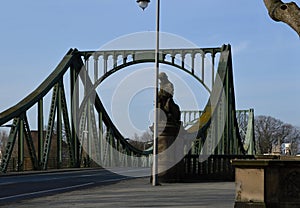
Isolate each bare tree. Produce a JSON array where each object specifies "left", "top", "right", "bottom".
[
  {"left": 255, "top": 115, "right": 300, "bottom": 154},
  {"left": 255, "top": 116, "right": 281, "bottom": 153},
  {"left": 263, "top": 0, "right": 300, "bottom": 36},
  {"left": 140, "top": 130, "right": 153, "bottom": 142},
  {"left": 129, "top": 130, "right": 153, "bottom": 150},
  {"left": 0, "top": 130, "right": 9, "bottom": 160},
  {"left": 282, "top": 125, "right": 300, "bottom": 153}
]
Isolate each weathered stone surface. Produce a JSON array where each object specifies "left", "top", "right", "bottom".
[
  {"left": 232, "top": 157, "right": 300, "bottom": 208},
  {"left": 157, "top": 123, "right": 183, "bottom": 183}
]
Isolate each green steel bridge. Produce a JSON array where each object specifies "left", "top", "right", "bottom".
[{"left": 0, "top": 44, "right": 255, "bottom": 180}]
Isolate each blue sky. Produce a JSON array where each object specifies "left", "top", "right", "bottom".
[{"left": 0, "top": 0, "right": 300, "bottom": 134}]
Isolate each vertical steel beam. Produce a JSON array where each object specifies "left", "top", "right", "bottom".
[
  {"left": 181, "top": 52, "right": 185, "bottom": 69},
  {"left": 113, "top": 52, "right": 118, "bottom": 68},
  {"left": 211, "top": 52, "right": 215, "bottom": 88},
  {"left": 87, "top": 102, "right": 92, "bottom": 167},
  {"left": 0, "top": 118, "right": 19, "bottom": 173},
  {"left": 88, "top": 106, "right": 100, "bottom": 165},
  {"left": 60, "top": 82, "right": 75, "bottom": 167},
  {"left": 201, "top": 51, "right": 205, "bottom": 83},
  {"left": 249, "top": 109, "right": 255, "bottom": 154},
  {"left": 56, "top": 80, "right": 63, "bottom": 169},
  {"left": 99, "top": 112, "right": 103, "bottom": 162},
  {"left": 191, "top": 53, "right": 195, "bottom": 74},
  {"left": 38, "top": 99, "right": 44, "bottom": 169},
  {"left": 94, "top": 55, "right": 99, "bottom": 83},
  {"left": 84, "top": 57, "right": 92, "bottom": 167},
  {"left": 42, "top": 84, "right": 58, "bottom": 170},
  {"left": 104, "top": 55, "right": 108, "bottom": 74},
  {"left": 18, "top": 116, "right": 24, "bottom": 171},
  {"left": 226, "top": 57, "right": 231, "bottom": 155},
  {"left": 70, "top": 63, "right": 80, "bottom": 167},
  {"left": 23, "top": 114, "right": 38, "bottom": 170}
]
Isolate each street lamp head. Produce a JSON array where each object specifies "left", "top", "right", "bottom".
[{"left": 136, "top": 0, "right": 150, "bottom": 11}]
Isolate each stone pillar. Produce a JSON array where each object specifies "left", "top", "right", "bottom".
[
  {"left": 157, "top": 122, "right": 184, "bottom": 183},
  {"left": 232, "top": 157, "right": 300, "bottom": 208}
]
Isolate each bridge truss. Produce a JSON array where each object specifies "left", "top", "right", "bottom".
[{"left": 0, "top": 44, "right": 255, "bottom": 173}]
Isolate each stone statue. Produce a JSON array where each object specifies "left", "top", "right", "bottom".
[
  {"left": 149, "top": 72, "right": 184, "bottom": 183},
  {"left": 157, "top": 72, "right": 180, "bottom": 124},
  {"left": 155, "top": 72, "right": 184, "bottom": 182}
]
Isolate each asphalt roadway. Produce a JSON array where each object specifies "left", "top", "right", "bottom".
[{"left": 0, "top": 169, "right": 236, "bottom": 208}]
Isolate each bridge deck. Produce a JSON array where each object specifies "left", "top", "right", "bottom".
[{"left": 4, "top": 177, "right": 235, "bottom": 208}]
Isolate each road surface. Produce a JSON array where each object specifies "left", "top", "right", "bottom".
[{"left": 0, "top": 167, "right": 150, "bottom": 206}]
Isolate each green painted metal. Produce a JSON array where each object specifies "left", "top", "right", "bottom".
[
  {"left": 78, "top": 105, "right": 87, "bottom": 166},
  {"left": 38, "top": 99, "right": 44, "bottom": 169},
  {"left": 0, "top": 49, "right": 75, "bottom": 125},
  {"left": 42, "top": 83, "right": 59, "bottom": 170},
  {"left": 181, "top": 109, "right": 255, "bottom": 156},
  {"left": 0, "top": 49, "right": 79, "bottom": 172},
  {"left": 243, "top": 109, "right": 256, "bottom": 155},
  {"left": 23, "top": 114, "right": 38, "bottom": 170},
  {"left": 98, "top": 112, "right": 103, "bottom": 163},
  {"left": 86, "top": 100, "right": 92, "bottom": 167},
  {"left": 70, "top": 60, "right": 80, "bottom": 167},
  {"left": 89, "top": 103, "right": 101, "bottom": 164},
  {"left": 181, "top": 45, "right": 252, "bottom": 156},
  {"left": 0, "top": 45, "right": 251, "bottom": 173},
  {"left": 0, "top": 118, "right": 19, "bottom": 172},
  {"left": 18, "top": 116, "right": 24, "bottom": 171},
  {"left": 56, "top": 80, "right": 63, "bottom": 169},
  {"left": 60, "top": 82, "right": 75, "bottom": 167}
]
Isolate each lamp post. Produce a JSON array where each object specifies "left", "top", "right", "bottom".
[{"left": 137, "top": 0, "right": 160, "bottom": 186}]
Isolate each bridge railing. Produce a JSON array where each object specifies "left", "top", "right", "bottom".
[
  {"left": 181, "top": 109, "right": 255, "bottom": 155},
  {"left": 183, "top": 154, "right": 255, "bottom": 181},
  {"left": 180, "top": 110, "right": 203, "bottom": 128}
]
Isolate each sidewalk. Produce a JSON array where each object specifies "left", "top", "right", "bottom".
[{"left": 3, "top": 177, "right": 236, "bottom": 208}]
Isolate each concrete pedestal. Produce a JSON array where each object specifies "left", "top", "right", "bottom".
[{"left": 232, "top": 157, "right": 300, "bottom": 208}]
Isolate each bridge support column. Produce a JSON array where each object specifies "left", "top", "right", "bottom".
[
  {"left": 157, "top": 122, "right": 184, "bottom": 183},
  {"left": 17, "top": 119, "right": 24, "bottom": 171}
]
